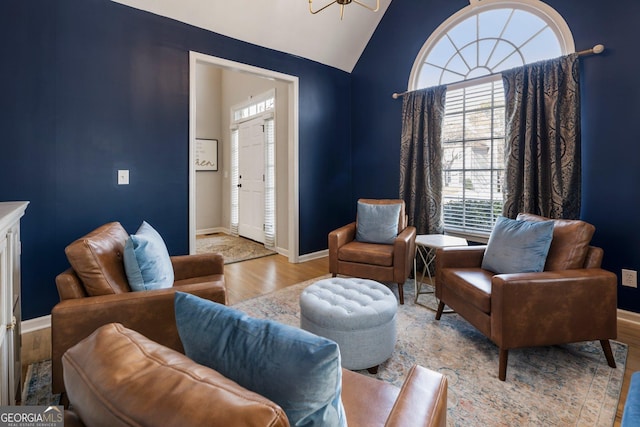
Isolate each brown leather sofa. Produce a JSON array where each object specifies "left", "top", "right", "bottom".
[
  {"left": 434, "top": 213, "right": 617, "bottom": 380},
  {"left": 329, "top": 199, "right": 416, "bottom": 304},
  {"left": 62, "top": 323, "right": 448, "bottom": 427},
  {"left": 51, "top": 222, "right": 226, "bottom": 394}
]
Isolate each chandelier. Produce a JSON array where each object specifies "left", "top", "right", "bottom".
[{"left": 308, "top": 0, "right": 379, "bottom": 20}]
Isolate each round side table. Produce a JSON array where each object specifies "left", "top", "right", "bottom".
[{"left": 414, "top": 234, "right": 468, "bottom": 310}]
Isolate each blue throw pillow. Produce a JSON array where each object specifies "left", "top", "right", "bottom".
[
  {"left": 175, "top": 292, "right": 347, "bottom": 427},
  {"left": 355, "top": 201, "right": 401, "bottom": 244},
  {"left": 481, "top": 216, "right": 554, "bottom": 274},
  {"left": 123, "top": 221, "right": 174, "bottom": 291}
]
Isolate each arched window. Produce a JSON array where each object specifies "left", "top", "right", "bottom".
[{"left": 409, "top": 0, "right": 574, "bottom": 239}]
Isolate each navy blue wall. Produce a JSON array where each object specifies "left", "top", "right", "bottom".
[
  {"left": 352, "top": 0, "right": 640, "bottom": 312},
  {"left": 1, "top": 0, "right": 353, "bottom": 319},
  {"left": 4, "top": 0, "right": 640, "bottom": 319}
]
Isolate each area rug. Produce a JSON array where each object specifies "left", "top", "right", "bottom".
[
  {"left": 21, "top": 359, "right": 60, "bottom": 406},
  {"left": 234, "top": 275, "right": 627, "bottom": 426},
  {"left": 23, "top": 278, "right": 626, "bottom": 424},
  {"left": 196, "top": 233, "right": 276, "bottom": 264}
]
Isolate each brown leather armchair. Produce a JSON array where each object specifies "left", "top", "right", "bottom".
[
  {"left": 329, "top": 199, "right": 416, "bottom": 304},
  {"left": 51, "top": 222, "right": 227, "bottom": 394},
  {"left": 434, "top": 213, "right": 617, "bottom": 381}
]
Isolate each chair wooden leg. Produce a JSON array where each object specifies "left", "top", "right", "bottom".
[
  {"left": 600, "top": 339, "right": 617, "bottom": 368},
  {"left": 397, "top": 283, "right": 404, "bottom": 305},
  {"left": 60, "top": 392, "right": 70, "bottom": 409},
  {"left": 499, "top": 349, "right": 508, "bottom": 381},
  {"left": 435, "top": 301, "right": 445, "bottom": 320},
  {"left": 332, "top": 273, "right": 337, "bottom": 277}
]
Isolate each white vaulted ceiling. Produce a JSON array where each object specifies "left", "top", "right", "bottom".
[{"left": 111, "top": 0, "right": 392, "bottom": 72}]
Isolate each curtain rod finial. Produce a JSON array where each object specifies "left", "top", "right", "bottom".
[
  {"left": 577, "top": 44, "right": 605, "bottom": 56},
  {"left": 392, "top": 93, "right": 400, "bottom": 99}
]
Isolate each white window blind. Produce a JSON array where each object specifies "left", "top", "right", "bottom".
[
  {"left": 264, "top": 118, "right": 276, "bottom": 248},
  {"left": 230, "top": 128, "right": 239, "bottom": 235},
  {"left": 442, "top": 79, "right": 505, "bottom": 237}
]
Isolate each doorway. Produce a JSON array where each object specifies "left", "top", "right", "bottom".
[{"left": 188, "top": 51, "right": 300, "bottom": 262}]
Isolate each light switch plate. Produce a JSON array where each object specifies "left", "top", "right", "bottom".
[{"left": 118, "top": 170, "right": 129, "bottom": 185}]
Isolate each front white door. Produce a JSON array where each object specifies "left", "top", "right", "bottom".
[{"left": 238, "top": 117, "right": 265, "bottom": 243}]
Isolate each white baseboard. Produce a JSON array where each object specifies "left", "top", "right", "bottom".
[
  {"left": 298, "top": 249, "right": 328, "bottom": 263},
  {"left": 618, "top": 308, "right": 640, "bottom": 328},
  {"left": 196, "top": 227, "right": 228, "bottom": 236},
  {"left": 274, "top": 246, "right": 288, "bottom": 258},
  {"left": 22, "top": 315, "right": 51, "bottom": 334}
]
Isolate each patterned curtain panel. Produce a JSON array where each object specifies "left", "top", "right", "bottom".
[
  {"left": 501, "top": 53, "right": 581, "bottom": 219},
  {"left": 399, "top": 86, "right": 447, "bottom": 234}
]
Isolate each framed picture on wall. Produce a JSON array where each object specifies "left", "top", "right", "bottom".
[{"left": 195, "top": 138, "right": 218, "bottom": 171}]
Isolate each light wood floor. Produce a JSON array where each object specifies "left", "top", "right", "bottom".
[
  {"left": 20, "top": 255, "right": 329, "bottom": 377},
  {"left": 21, "top": 254, "right": 636, "bottom": 424}
]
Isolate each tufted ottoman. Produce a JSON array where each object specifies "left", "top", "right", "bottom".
[{"left": 299, "top": 277, "right": 397, "bottom": 372}]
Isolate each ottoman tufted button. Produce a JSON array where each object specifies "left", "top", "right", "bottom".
[{"left": 299, "top": 277, "right": 398, "bottom": 371}]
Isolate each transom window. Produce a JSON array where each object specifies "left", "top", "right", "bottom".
[
  {"left": 409, "top": 0, "right": 573, "bottom": 239},
  {"left": 233, "top": 95, "right": 275, "bottom": 122}
]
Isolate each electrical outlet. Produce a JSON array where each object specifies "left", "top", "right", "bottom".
[{"left": 622, "top": 269, "right": 637, "bottom": 288}]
